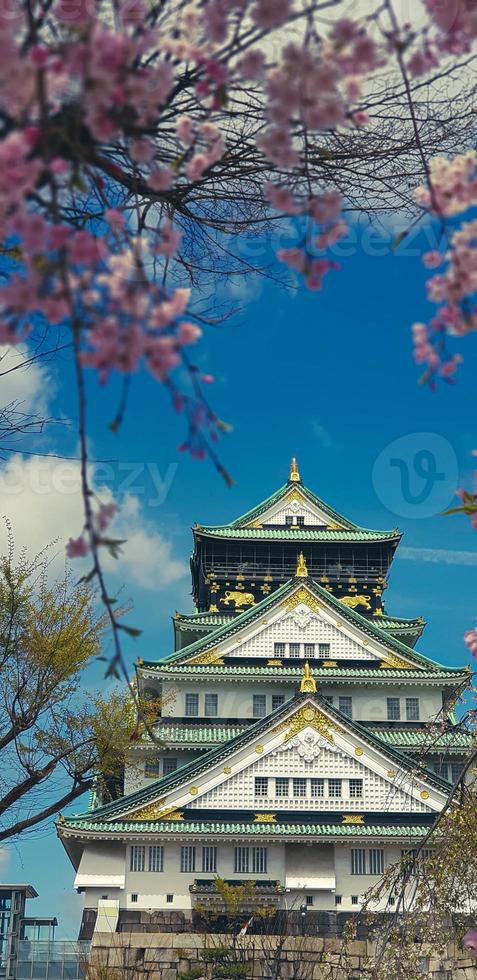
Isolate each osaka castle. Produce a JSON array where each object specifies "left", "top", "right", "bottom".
[{"left": 59, "top": 459, "right": 471, "bottom": 932}]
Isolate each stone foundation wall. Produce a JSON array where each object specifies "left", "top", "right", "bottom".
[{"left": 90, "top": 931, "right": 477, "bottom": 980}]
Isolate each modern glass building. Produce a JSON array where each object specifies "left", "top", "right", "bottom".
[{"left": 0, "top": 885, "right": 89, "bottom": 980}]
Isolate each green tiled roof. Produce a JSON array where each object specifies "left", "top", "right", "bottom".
[
  {"left": 153, "top": 723, "right": 248, "bottom": 744},
  {"left": 197, "top": 527, "right": 398, "bottom": 542},
  {"left": 151, "top": 722, "right": 471, "bottom": 750},
  {"left": 175, "top": 612, "right": 233, "bottom": 631},
  {"left": 369, "top": 728, "right": 473, "bottom": 749},
  {"left": 60, "top": 818, "right": 434, "bottom": 839},
  {"left": 146, "top": 664, "right": 465, "bottom": 683},
  {"left": 376, "top": 616, "right": 425, "bottom": 633},
  {"left": 147, "top": 577, "right": 464, "bottom": 674}
]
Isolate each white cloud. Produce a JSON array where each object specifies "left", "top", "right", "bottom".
[
  {"left": 0, "top": 345, "right": 56, "bottom": 418},
  {"left": 397, "top": 546, "right": 477, "bottom": 566},
  {"left": 0, "top": 454, "right": 187, "bottom": 590}
]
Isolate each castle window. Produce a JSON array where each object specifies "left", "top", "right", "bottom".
[
  {"left": 318, "top": 644, "right": 330, "bottom": 658},
  {"left": 252, "top": 847, "right": 267, "bottom": 874},
  {"left": 306, "top": 895, "right": 314, "bottom": 906},
  {"left": 205, "top": 693, "right": 218, "bottom": 717},
  {"left": 338, "top": 696, "right": 352, "bottom": 719},
  {"left": 311, "top": 778, "right": 324, "bottom": 798},
  {"left": 405, "top": 697, "right": 419, "bottom": 721},
  {"left": 185, "top": 693, "right": 199, "bottom": 717},
  {"left": 351, "top": 850, "right": 366, "bottom": 875},
  {"left": 148, "top": 846, "right": 164, "bottom": 873},
  {"left": 163, "top": 758, "right": 178, "bottom": 776},
  {"left": 304, "top": 643, "right": 315, "bottom": 658},
  {"left": 387, "top": 697, "right": 401, "bottom": 721},
  {"left": 275, "top": 777, "right": 289, "bottom": 797},
  {"left": 349, "top": 779, "right": 363, "bottom": 798},
  {"left": 131, "top": 894, "right": 138, "bottom": 903},
  {"left": 328, "top": 778, "right": 342, "bottom": 798},
  {"left": 130, "top": 846, "right": 145, "bottom": 872},
  {"left": 351, "top": 896, "right": 359, "bottom": 906},
  {"left": 289, "top": 643, "right": 300, "bottom": 658},
  {"left": 180, "top": 846, "right": 196, "bottom": 873},
  {"left": 335, "top": 896, "right": 342, "bottom": 905},
  {"left": 144, "top": 759, "right": 160, "bottom": 778},
  {"left": 254, "top": 777, "right": 268, "bottom": 797},
  {"left": 202, "top": 846, "right": 217, "bottom": 873},
  {"left": 253, "top": 694, "right": 267, "bottom": 718},
  {"left": 274, "top": 643, "right": 285, "bottom": 657},
  {"left": 235, "top": 847, "right": 249, "bottom": 873},
  {"left": 369, "top": 849, "right": 384, "bottom": 875},
  {"left": 293, "top": 778, "right": 306, "bottom": 797},
  {"left": 166, "top": 895, "right": 174, "bottom": 904},
  {"left": 272, "top": 695, "right": 285, "bottom": 711}
]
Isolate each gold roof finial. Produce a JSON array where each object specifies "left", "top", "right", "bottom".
[
  {"left": 299, "top": 661, "right": 317, "bottom": 694},
  {"left": 289, "top": 457, "right": 301, "bottom": 483},
  {"left": 296, "top": 552, "right": 308, "bottom": 578}
]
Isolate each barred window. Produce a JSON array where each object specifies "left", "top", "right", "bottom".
[
  {"left": 304, "top": 644, "right": 315, "bottom": 658},
  {"left": 148, "top": 846, "right": 164, "bottom": 873},
  {"left": 204, "top": 693, "right": 218, "bottom": 717},
  {"left": 180, "top": 846, "right": 195, "bottom": 873},
  {"left": 306, "top": 895, "right": 313, "bottom": 906},
  {"left": 202, "top": 846, "right": 217, "bottom": 873},
  {"left": 289, "top": 643, "right": 300, "bottom": 658},
  {"left": 311, "top": 778, "right": 324, "bottom": 798},
  {"left": 349, "top": 779, "right": 363, "bottom": 798},
  {"left": 387, "top": 697, "right": 401, "bottom": 721},
  {"left": 405, "top": 697, "right": 419, "bottom": 721},
  {"left": 274, "top": 643, "right": 285, "bottom": 657},
  {"left": 185, "top": 693, "right": 199, "bottom": 717},
  {"left": 272, "top": 695, "right": 285, "bottom": 711},
  {"left": 369, "top": 849, "right": 384, "bottom": 875},
  {"left": 253, "top": 694, "right": 267, "bottom": 718},
  {"left": 293, "top": 777, "right": 307, "bottom": 797},
  {"left": 328, "top": 778, "right": 342, "bottom": 798},
  {"left": 144, "top": 759, "right": 160, "bottom": 778},
  {"left": 163, "top": 758, "right": 178, "bottom": 775},
  {"left": 130, "top": 845, "right": 145, "bottom": 872},
  {"left": 235, "top": 847, "right": 249, "bottom": 873},
  {"left": 318, "top": 643, "right": 330, "bottom": 658},
  {"left": 351, "top": 849, "right": 366, "bottom": 875},
  {"left": 275, "top": 777, "right": 289, "bottom": 797},
  {"left": 254, "top": 776, "right": 268, "bottom": 797},
  {"left": 338, "top": 696, "right": 352, "bottom": 719},
  {"left": 252, "top": 847, "right": 267, "bottom": 874}
]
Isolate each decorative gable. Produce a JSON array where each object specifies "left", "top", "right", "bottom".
[
  {"left": 246, "top": 488, "right": 343, "bottom": 529},
  {"left": 109, "top": 695, "right": 447, "bottom": 824},
  {"left": 188, "top": 584, "right": 419, "bottom": 668}
]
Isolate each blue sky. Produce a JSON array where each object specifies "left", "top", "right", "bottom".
[{"left": 3, "top": 218, "right": 477, "bottom": 935}]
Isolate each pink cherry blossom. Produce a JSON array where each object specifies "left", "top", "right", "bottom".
[{"left": 66, "top": 536, "right": 90, "bottom": 558}]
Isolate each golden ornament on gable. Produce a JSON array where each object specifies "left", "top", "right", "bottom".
[
  {"left": 285, "top": 587, "right": 322, "bottom": 614},
  {"left": 273, "top": 705, "right": 340, "bottom": 744}
]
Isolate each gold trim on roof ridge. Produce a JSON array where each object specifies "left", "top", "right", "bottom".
[
  {"left": 190, "top": 647, "right": 225, "bottom": 666},
  {"left": 380, "top": 654, "right": 417, "bottom": 670}
]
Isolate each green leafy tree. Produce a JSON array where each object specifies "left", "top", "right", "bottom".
[{"left": 0, "top": 544, "right": 140, "bottom": 842}]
